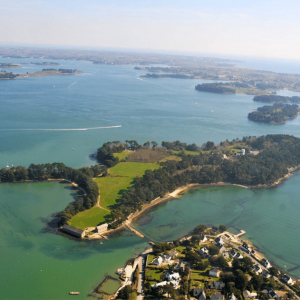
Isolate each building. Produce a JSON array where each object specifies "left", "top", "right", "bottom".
[
  {"left": 262, "top": 269, "right": 271, "bottom": 278},
  {"left": 252, "top": 264, "right": 263, "bottom": 275},
  {"left": 151, "top": 281, "right": 167, "bottom": 289},
  {"left": 214, "top": 237, "right": 225, "bottom": 247},
  {"left": 212, "top": 226, "right": 219, "bottom": 232},
  {"left": 236, "top": 149, "right": 246, "bottom": 156},
  {"left": 261, "top": 258, "right": 271, "bottom": 268},
  {"left": 193, "top": 288, "right": 206, "bottom": 300},
  {"left": 282, "top": 274, "right": 294, "bottom": 285},
  {"left": 229, "top": 249, "right": 237, "bottom": 258},
  {"left": 228, "top": 293, "right": 237, "bottom": 300},
  {"left": 165, "top": 272, "right": 180, "bottom": 281},
  {"left": 200, "top": 234, "right": 207, "bottom": 243},
  {"left": 199, "top": 247, "right": 210, "bottom": 258},
  {"left": 169, "top": 249, "right": 178, "bottom": 258},
  {"left": 239, "top": 243, "right": 252, "bottom": 253},
  {"left": 236, "top": 253, "right": 243, "bottom": 259},
  {"left": 161, "top": 254, "right": 172, "bottom": 263},
  {"left": 210, "top": 282, "right": 225, "bottom": 290},
  {"left": 151, "top": 256, "right": 163, "bottom": 266},
  {"left": 62, "top": 224, "right": 85, "bottom": 238},
  {"left": 97, "top": 223, "right": 108, "bottom": 234},
  {"left": 222, "top": 252, "right": 230, "bottom": 259},
  {"left": 243, "top": 290, "right": 257, "bottom": 298},
  {"left": 262, "top": 289, "right": 281, "bottom": 299},
  {"left": 209, "top": 267, "right": 220, "bottom": 277},
  {"left": 210, "top": 294, "right": 224, "bottom": 300}
]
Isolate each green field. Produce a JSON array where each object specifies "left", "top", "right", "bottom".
[
  {"left": 113, "top": 151, "right": 132, "bottom": 160},
  {"left": 68, "top": 206, "right": 110, "bottom": 230},
  {"left": 145, "top": 268, "right": 163, "bottom": 281},
  {"left": 69, "top": 162, "right": 160, "bottom": 229},
  {"left": 171, "top": 150, "right": 200, "bottom": 156},
  {"left": 95, "top": 162, "right": 160, "bottom": 209}
]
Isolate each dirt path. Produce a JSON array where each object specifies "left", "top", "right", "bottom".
[{"left": 96, "top": 194, "right": 110, "bottom": 212}]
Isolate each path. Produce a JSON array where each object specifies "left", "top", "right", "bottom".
[{"left": 96, "top": 194, "right": 110, "bottom": 212}]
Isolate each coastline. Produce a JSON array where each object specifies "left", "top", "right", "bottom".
[{"left": 93, "top": 167, "right": 300, "bottom": 239}]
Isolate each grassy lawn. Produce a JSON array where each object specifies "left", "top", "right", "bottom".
[
  {"left": 145, "top": 268, "right": 164, "bottom": 281},
  {"left": 68, "top": 206, "right": 110, "bottom": 230},
  {"left": 147, "top": 254, "right": 156, "bottom": 266},
  {"left": 113, "top": 151, "right": 132, "bottom": 160},
  {"left": 95, "top": 162, "right": 160, "bottom": 209}
]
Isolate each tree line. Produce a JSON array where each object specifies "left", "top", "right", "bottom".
[
  {"left": 195, "top": 83, "right": 236, "bottom": 94},
  {"left": 253, "top": 95, "right": 300, "bottom": 103},
  {"left": 0, "top": 163, "right": 102, "bottom": 224},
  {"left": 107, "top": 135, "right": 300, "bottom": 227}
]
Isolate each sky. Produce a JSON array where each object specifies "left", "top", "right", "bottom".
[{"left": 0, "top": 0, "right": 300, "bottom": 60}]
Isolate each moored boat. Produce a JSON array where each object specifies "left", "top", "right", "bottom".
[{"left": 69, "top": 292, "right": 80, "bottom": 295}]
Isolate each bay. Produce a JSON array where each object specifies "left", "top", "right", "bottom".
[{"left": 1, "top": 56, "right": 300, "bottom": 299}]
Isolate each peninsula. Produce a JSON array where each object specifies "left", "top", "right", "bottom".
[{"left": 108, "top": 225, "right": 299, "bottom": 300}]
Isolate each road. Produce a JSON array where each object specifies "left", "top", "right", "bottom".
[{"left": 136, "top": 255, "right": 145, "bottom": 300}]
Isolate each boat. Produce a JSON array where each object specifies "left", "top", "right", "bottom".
[
  {"left": 6, "top": 165, "right": 9, "bottom": 168},
  {"left": 69, "top": 292, "right": 80, "bottom": 295},
  {"left": 100, "top": 242, "right": 103, "bottom": 244}
]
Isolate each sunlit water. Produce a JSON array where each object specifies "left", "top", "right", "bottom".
[{"left": 0, "top": 57, "right": 300, "bottom": 299}]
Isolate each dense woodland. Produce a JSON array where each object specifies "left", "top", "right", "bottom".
[
  {"left": 195, "top": 83, "right": 236, "bottom": 94},
  {"left": 253, "top": 95, "right": 300, "bottom": 103},
  {"left": 0, "top": 72, "right": 17, "bottom": 79},
  {"left": 0, "top": 163, "right": 102, "bottom": 224},
  {"left": 108, "top": 135, "right": 300, "bottom": 228},
  {"left": 248, "top": 104, "right": 300, "bottom": 124}
]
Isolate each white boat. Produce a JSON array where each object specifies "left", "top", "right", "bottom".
[{"left": 6, "top": 165, "right": 9, "bottom": 168}]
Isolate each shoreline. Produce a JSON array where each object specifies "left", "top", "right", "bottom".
[{"left": 90, "top": 167, "right": 300, "bottom": 240}]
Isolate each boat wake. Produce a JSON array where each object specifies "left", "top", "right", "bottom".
[
  {"left": 68, "top": 82, "right": 77, "bottom": 88},
  {"left": 1, "top": 125, "right": 122, "bottom": 131}
]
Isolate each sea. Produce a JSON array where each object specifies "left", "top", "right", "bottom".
[{"left": 0, "top": 56, "right": 300, "bottom": 299}]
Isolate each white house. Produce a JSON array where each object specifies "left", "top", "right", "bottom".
[
  {"left": 151, "top": 256, "right": 163, "bottom": 266},
  {"left": 239, "top": 243, "right": 252, "bottom": 253},
  {"left": 282, "top": 274, "right": 294, "bottom": 285},
  {"left": 252, "top": 264, "right": 263, "bottom": 275},
  {"left": 199, "top": 247, "right": 210, "bottom": 258},
  {"left": 169, "top": 250, "right": 178, "bottom": 259},
  {"left": 228, "top": 293, "right": 237, "bottom": 300},
  {"left": 151, "top": 281, "right": 167, "bottom": 289},
  {"left": 214, "top": 237, "right": 225, "bottom": 247},
  {"left": 243, "top": 290, "right": 257, "bottom": 298},
  {"left": 236, "top": 253, "right": 243, "bottom": 259},
  {"left": 209, "top": 267, "right": 220, "bottom": 277},
  {"left": 262, "top": 269, "right": 270, "bottom": 278},
  {"left": 161, "top": 254, "right": 172, "bottom": 263},
  {"left": 261, "top": 258, "right": 271, "bottom": 268},
  {"left": 236, "top": 149, "right": 246, "bottom": 156},
  {"left": 165, "top": 272, "right": 180, "bottom": 281},
  {"left": 200, "top": 235, "right": 207, "bottom": 243}
]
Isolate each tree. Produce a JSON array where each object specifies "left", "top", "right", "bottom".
[
  {"left": 234, "top": 269, "right": 248, "bottom": 290},
  {"left": 116, "top": 285, "right": 134, "bottom": 299},
  {"left": 251, "top": 274, "right": 264, "bottom": 290},
  {"left": 208, "top": 245, "right": 220, "bottom": 255},
  {"left": 269, "top": 266, "right": 279, "bottom": 276},
  {"left": 190, "top": 235, "right": 201, "bottom": 245},
  {"left": 193, "top": 224, "right": 207, "bottom": 234},
  {"left": 219, "top": 225, "right": 227, "bottom": 232},
  {"left": 151, "top": 141, "right": 158, "bottom": 149}
]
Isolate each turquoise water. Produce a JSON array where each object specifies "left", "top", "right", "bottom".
[
  {"left": 1, "top": 57, "right": 300, "bottom": 299},
  {"left": 133, "top": 173, "right": 300, "bottom": 276}
]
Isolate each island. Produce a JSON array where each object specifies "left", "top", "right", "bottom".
[
  {"left": 248, "top": 104, "right": 300, "bottom": 124},
  {"left": 1, "top": 46, "right": 300, "bottom": 94},
  {"left": 0, "top": 68, "right": 82, "bottom": 80},
  {"left": 0, "top": 63, "right": 20, "bottom": 69},
  {"left": 101, "top": 224, "right": 298, "bottom": 300},
  {"left": 253, "top": 95, "right": 300, "bottom": 104},
  {"left": 195, "top": 83, "right": 236, "bottom": 94}
]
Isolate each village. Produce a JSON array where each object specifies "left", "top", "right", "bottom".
[{"left": 109, "top": 225, "right": 300, "bottom": 300}]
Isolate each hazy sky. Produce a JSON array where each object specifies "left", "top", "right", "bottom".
[{"left": 1, "top": 0, "right": 300, "bottom": 60}]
